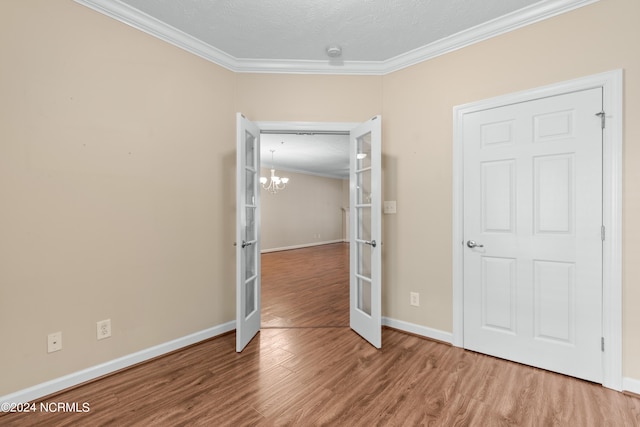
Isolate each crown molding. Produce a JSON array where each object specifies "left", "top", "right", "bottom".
[
  {"left": 382, "top": 0, "right": 600, "bottom": 74},
  {"left": 75, "top": 0, "right": 599, "bottom": 75},
  {"left": 231, "top": 58, "right": 388, "bottom": 75}
]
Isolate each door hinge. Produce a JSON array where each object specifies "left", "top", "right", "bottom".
[
  {"left": 601, "top": 337, "right": 605, "bottom": 352},
  {"left": 595, "top": 111, "right": 605, "bottom": 129},
  {"left": 601, "top": 225, "right": 606, "bottom": 241}
]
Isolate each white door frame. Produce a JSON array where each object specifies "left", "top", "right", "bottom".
[
  {"left": 452, "top": 70, "right": 623, "bottom": 390},
  {"left": 256, "top": 121, "right": 360, "bottom": 134},
  {"left": 236, "top": 118, "right": 362, "bottom": 351}
]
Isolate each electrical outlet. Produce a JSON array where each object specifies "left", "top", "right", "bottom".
[
  {"left": 410, "top": 292, "right": 420, "bottom": 307},
  {"left": 48, "top": 332, "right": 62, "bottom": 353},
  {"left": 97, "top": 319, "right": 112, "bottom": 340}
]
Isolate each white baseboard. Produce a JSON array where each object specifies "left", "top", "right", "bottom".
[
  {"left": 6, "top": 317, "right": 633, "bottom": 404},
  {"left": 261, "top": 240, "right": 344, "bottom": 253},
  {"left": 382, "top": 317, "right": 453, "bottom": 344},
  {"left": 1, "top": 321, "right": 236, "bottom": 406},
  {"left": 623, "top": 377, "right": 640, "bottom": 395}
]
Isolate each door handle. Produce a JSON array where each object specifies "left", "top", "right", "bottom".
[
  {"left": 364, "top": 240, "right": 377, "bottom": 248},
  {"left": 241, "top": 240, "right": 254, "bottom": 248},
  {"left": 467, "top": 240, "right": 484, "bottom": 249}
]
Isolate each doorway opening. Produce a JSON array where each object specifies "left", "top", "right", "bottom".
[
  {"left": 256, "top": 122, "right": 357, "bottom": 330},
  {"left": 237, "top": 116, "right": 382, "bottom": 351}
]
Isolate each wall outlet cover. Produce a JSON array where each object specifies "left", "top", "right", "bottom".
[
  {"left": 410, "top": 292, "right": 420, "bottom": 307},
  {"left": 97, "top": 319, "right": 112, "bottom": 340},
  {"left": 47, "top": 331, "right": 62, "bottom": 353}
]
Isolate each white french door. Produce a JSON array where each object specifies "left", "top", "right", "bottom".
[
  {"left": 236, "top": 113, "right": 261, "bottom": 352},
  {"left": 235, "top": 116, "right": 382, "bottom": 351},
  {"left": 462, "top": 88, "right": 603, "bottom": 382},
  {"left": 349, "top": 116, "right": 382, "bottom": 348}
]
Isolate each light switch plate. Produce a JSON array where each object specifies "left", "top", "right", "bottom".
[{"left": 383, "top": 201, "right": 397, "bottom": 214}]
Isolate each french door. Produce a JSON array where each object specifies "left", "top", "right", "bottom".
[
  {"left": 235, "top": 113, "right": 261, "bottom": 352},
  {"left": 235, "top": 115, "right": 382, "bottom": 351},
  {"left": 349, "top": 116, "right": 382, "bottom": 348}
]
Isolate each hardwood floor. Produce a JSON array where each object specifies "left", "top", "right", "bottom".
[
  {"left": 3, "top": 244, "right": 639, "bottom": 426},
  {"left": 261, "top": 243, "right": 349, "bottom": 328}
]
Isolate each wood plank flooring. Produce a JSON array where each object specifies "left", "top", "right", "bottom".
[
  {"left": 3, "top": 243, "right": 639, "bottom": 426},
  {"left": 261, "top": 243, "right": 349, "bottom": 328}
]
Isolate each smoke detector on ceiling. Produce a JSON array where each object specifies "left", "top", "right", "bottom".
[{"left": 326, "top": 45, "right": 342, "bottom": 58}]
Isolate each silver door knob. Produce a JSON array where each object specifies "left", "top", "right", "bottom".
[{"left": 467, "top": 240, "right": 484, "bottom": 248}]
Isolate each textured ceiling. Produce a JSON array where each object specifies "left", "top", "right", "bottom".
[
  {"left": 116, "top": 0, "right": 541, "bottom": 62},
  {"left": 261, "top": 133, "right": 350, "bottom": 179}
]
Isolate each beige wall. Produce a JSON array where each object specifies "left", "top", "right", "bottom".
[
  {"left": 0, "top": 1, "right": 237, "bottom": 394},
  {"left": 260, "top": 169, "right": 346, "bottom": 250},
  {"left": 3, "top": 0, "right": 640, "bottom": 397},
  {"left": 382, "top": 0, "right": 640, "bottom": 378},
  {"left": 236, "top": 74, "right": 382, "bottom": 123}
]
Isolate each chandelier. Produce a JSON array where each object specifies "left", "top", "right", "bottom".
[{"left": 260, "top": 149, "right": 289, "bottom": 194}]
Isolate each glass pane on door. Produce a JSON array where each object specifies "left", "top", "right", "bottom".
[
  {"left": 357, "top": 241, "right": 372, "bottom": 278},
  {"left": 244, "top": 239, "right": 256, "bottom": 278},
  {"left": 357, "top": 277, "right": 372, "bottom": 316},
  {"left": 356, "top": 206, "right": 371, "bottom": 241},
  {"left": 246, "top": 207, "right": 256, "bottom": 241},
  {"left": 243, "top": 154, "right": 258, "bottom": 318},
  {"left": 355, "top": 130, "right": 374, "bottom": 317},
  {"left": 357, "top": 168, "right": 372, "bottom": 205},
  {"left": 245, "top": 131, "right": 255, "bottom": 167},
  {"left": 245, "top": 170, "right": 255, "bottom": 205},
  {"left": 357, "top": 133, "right": 372, "bottom": 169},
  {"left": 245, "top": 277, "right": 256, "bottom": 316}
]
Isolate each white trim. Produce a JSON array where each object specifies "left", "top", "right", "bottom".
[
  {"left": 383, "top": 0, "right": 599, "bottom": 74},
  {"left": 74, "top": 0, "right": 598, "bottom": 75},
  {"left": 261, "top": 240, "right": 344, "bottom": 254},
  {"left": 3, "top": 314, "right": 632, "bottom": 405},
  {"left": 623, "top": 377, "right": 640, "bottom": 395},
  {"left": 600, "top": 71, "right": 624, "bottom": 392},
  {"left": 452, "top": 70, "right": 623, "bottom": 390},
  {"left": 256, "top": 121, "right": 361, "bottom": 134},
  {"left": 1, "top": 321, "right": 235, "bottom": 405},
  {"left": 234, "top": 58, "right": 388, "bottom": 76},
  {"left": 382, "top": 317, "right": 453, "bottom": 344}
]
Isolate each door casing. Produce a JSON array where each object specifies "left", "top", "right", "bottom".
[{"left": 452, "top": 70, "right": 623, "bottom": 390}]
